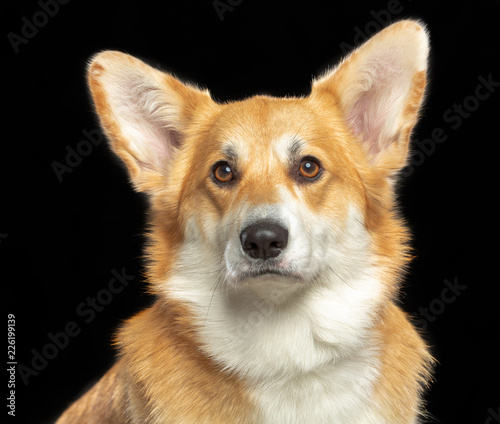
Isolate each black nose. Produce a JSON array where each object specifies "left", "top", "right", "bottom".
[{"left": 240, "top": 221, "right": 289, "bottom": 260}]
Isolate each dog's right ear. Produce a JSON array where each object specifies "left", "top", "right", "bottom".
[{"left": 87, "top": 51, "right": 213, "bottom": 192}]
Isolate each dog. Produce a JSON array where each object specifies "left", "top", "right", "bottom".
[{"left": 57, "top": 19, "right": 434, "bottom": 424}]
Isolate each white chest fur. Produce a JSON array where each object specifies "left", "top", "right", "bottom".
[
  {"left": 249, "top": 344, "right": 381, "bottom": 424},
  {"left": 167, "top": 268, "right": 385, "bottom": 423}
]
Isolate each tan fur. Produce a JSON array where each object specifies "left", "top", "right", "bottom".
[
  {"left": 116, "top": 302, "right": 255, "bottom": 423},
  {"left": 58, "top": 20, "right": 433, "bottom": 423},
  {"left": 372, "top": 304, "right": 433, "bottom": 421},
  {"left": 56, "top": 363, "right": 128, "bottom": 423}
]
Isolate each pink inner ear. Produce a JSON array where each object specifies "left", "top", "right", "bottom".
[
  {"left": 348, "top": 93, "right": 385, "bottom": 156},
  {"left": 115, "top": 74, "right": 185, "bottom": 169},
  {"left": 141, "top": 123, "right": 182, "bottom": 166},
  {"left": 157, "top": 127, "right": 181, "bottom": 161},
  {"left": 346, "top": 56, "right": 405, "bottom": 157}
]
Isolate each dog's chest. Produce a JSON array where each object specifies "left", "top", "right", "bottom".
[
  {"left": 168, "top": 264, "right": 385, "bottom": 423},
  {"left": 249, "top": 348, "right": 380, "bottom": 424},
  {"left": 194, "top": 286, "right": 383, "bottom": 423}
]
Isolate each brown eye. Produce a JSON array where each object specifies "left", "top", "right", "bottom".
[
  {"left": 299, "top": 158, "right": 321, "bottom": 179},
  {"left": 213, "top": 162, "right": 234, "bottom": 183}
]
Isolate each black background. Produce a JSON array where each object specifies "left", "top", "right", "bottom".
[{"left": 3, "top": 0, "right": 499, "bottom": 423}]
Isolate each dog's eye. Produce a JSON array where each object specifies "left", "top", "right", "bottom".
[
  {"left": 299, "top": 158, "right": 321, "bottom": 179},
  {"left": 213, "top": 162, "right": 234, "bottom": 183}
]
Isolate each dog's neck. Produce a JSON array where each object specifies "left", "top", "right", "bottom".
[{"left": 165, "top": 258, "right": 384, "bottom": 381}]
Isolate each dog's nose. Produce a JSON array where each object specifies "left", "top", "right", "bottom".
[{"left": 240, "top": 221, "right": 288, "bottom": 260}]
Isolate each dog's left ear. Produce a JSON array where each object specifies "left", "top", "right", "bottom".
[{"left": 312, "top": 20, "right": 429, "bottom": 177}]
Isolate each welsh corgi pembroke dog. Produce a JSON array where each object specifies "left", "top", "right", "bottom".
[{"left": 57, "top": 20, "right": 433, "bottom": 424}]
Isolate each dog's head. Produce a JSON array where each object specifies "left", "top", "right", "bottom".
[{"left": 88, "top": 21, "right": 428, "bottom": 304}]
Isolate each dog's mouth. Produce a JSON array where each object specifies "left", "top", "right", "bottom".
[
  {"left": 244, "top": 268, "right": 290, "bottom": 278},
  {"left": 227, "top": 261, "right": 308, "bottom": 302},
  {"left": 234, "top": 260, "right": 303, "bottom": 283}
]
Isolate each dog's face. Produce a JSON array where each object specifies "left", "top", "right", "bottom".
[
  {"left": 176, "top": 96, "right": 370, "bottom": 292},
  {"left": 88, "top": 21, "right": 428, "bottom": 303}
]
